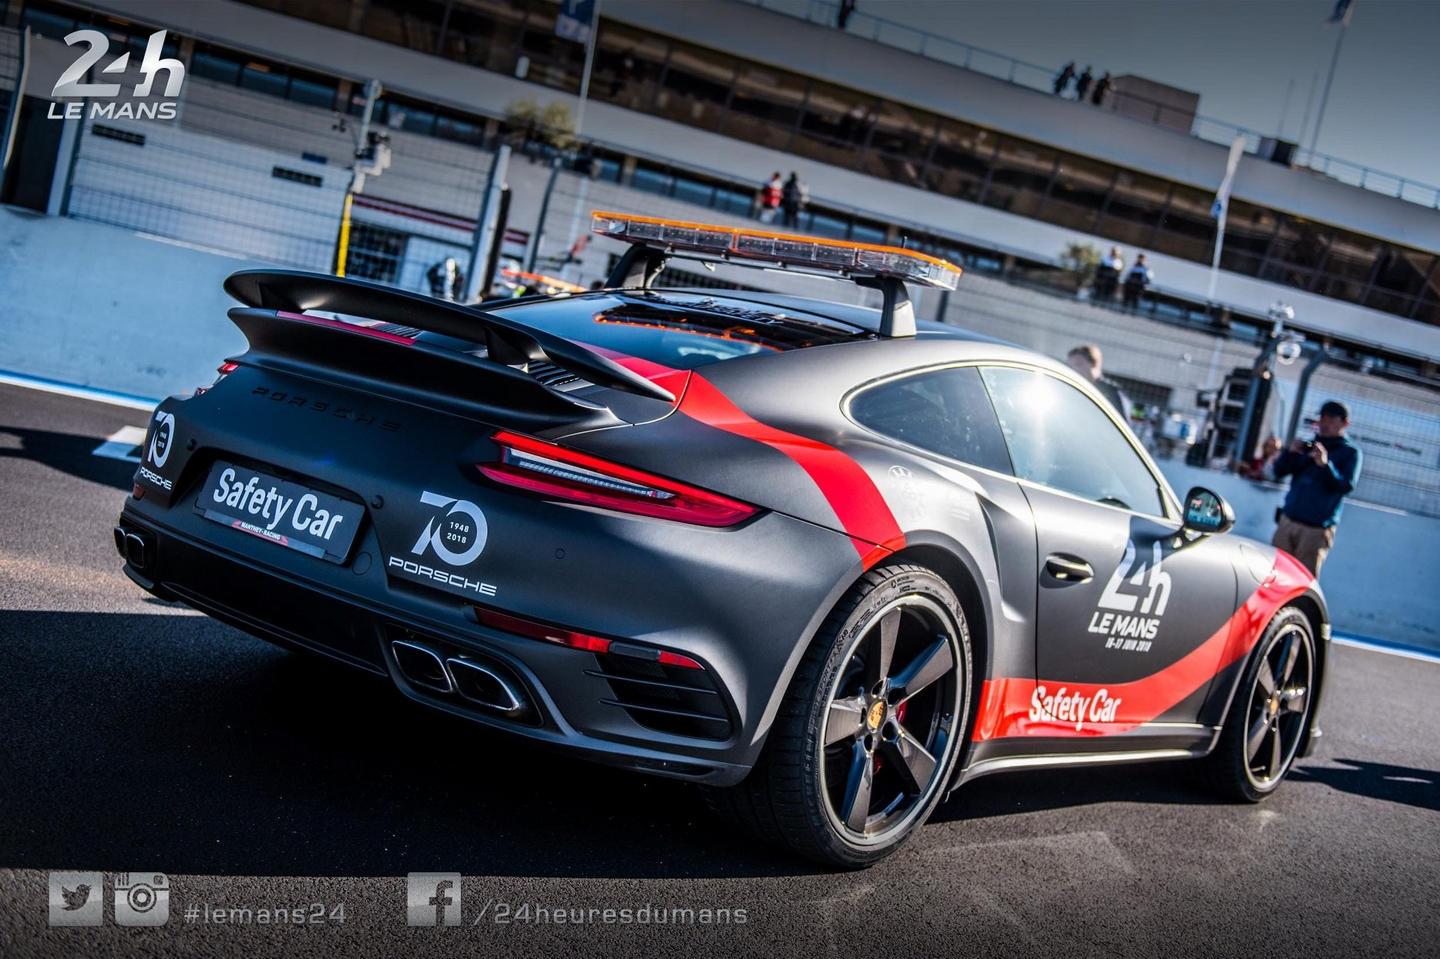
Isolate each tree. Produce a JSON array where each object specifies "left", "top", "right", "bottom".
[
  {"left": 1057, "top": 241, "right": 1102, "bottom": 293},
  {"left": 504, "top": 97, "right": 577, "bottom": 153}
]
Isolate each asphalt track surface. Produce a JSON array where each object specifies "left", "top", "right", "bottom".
[{"left": 1, "top": 381, "right": 1437, "bottom": 959}]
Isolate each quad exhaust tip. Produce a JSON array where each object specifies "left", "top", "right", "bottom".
[
  {"left": 446, "top": 657, "right": 526, "bottom": 714},
  {"left": 391, "top": 640, "right": 453, "bottom": 694},
  {"left": 389, "top": 639, "right": 531, "bottom": 719},
  {"left": 113, "top": 525, "right": 153, "bottom": 572}
]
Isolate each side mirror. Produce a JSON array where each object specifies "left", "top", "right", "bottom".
[{"left": 1182, "top": 487, "right": 1235, "bottom": 535}]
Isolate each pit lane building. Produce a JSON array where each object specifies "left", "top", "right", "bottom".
[{"left": 2, "top": 0, "right": 1437, "bottom": 510}]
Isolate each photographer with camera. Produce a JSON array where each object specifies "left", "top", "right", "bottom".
[{"left": 1271, "top": 400, "right": 1362, "bottom": 576}]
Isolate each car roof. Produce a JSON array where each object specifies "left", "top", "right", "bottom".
[{"left": 485, "top": 285, "right": 1019, "bottom": 371}]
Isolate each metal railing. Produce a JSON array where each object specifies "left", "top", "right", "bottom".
[{"left": 736, "top": 0, "right": 1440, "bottom": 211}]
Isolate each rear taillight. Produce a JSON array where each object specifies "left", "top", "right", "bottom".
[
  {"left": 468, "top": 605, "right": 704, "bottom": 669},
  {"left": 479, "top": 430, "right": 757, "bottom": 528},
  {"left": 198, "top": 361, "right": 242, "bottom": 395}
]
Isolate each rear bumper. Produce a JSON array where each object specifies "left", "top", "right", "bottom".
[{"left": 116, "top": 494, "right": 858, "bottom": 786}]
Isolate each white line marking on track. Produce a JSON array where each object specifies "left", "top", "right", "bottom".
[
  {"left": 1333, "top": 635, "right": 1440, "bottom": 665},
  {"left": 0, "top": 371, "right": 159, "bottom": 411},
  {"left": 91, "top": 426, "right": 149, "bottom": 462}
]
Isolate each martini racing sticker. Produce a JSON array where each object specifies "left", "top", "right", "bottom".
[{"left": 196, "top": 462, "right": 363, "bottom": 563}]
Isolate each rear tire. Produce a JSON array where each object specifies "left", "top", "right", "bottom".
[
  {"left": 703, "top": 564, "right": 972, "bottom": 868},
  {"left": 1204, "top": 606, "right": 1315, "bottom": 802}
]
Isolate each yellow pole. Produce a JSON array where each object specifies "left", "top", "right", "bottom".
[{"left": 335, "top": 191, "right": 354, "bottom": 276}]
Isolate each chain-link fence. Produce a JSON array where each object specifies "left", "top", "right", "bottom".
[
  {"left": 67, "top": 113, "right": 349, "bottom": 270},
  {"left": 1295, "top": 365, "right": 1440, "bottom": 518}
]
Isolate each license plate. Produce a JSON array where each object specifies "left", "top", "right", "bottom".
[{"left": 195, "top": 462, "right": 364, "bottom": 564}]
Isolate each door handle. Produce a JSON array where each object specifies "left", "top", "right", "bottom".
[{"left": 1045, "top": 554, "right": 1094, "bottom": 583}]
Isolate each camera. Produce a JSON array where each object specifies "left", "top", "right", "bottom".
[{"left": 114, "top": 873, "right": 170, "bottom": 926}]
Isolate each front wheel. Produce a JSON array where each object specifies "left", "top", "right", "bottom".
[
  {"left": 1205, "top": 606, "right": 1316, "bottom": 802},
  {"left": 703, "top": 564, "right": 972, "bottom": 868}
]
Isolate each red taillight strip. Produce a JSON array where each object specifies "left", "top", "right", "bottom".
[
  {"left": 473, "top": 605, "right": 611, "bottom": 654},
  {"left": 680, "top": 374, "right": 905, "bottom": 566},
  {"left": 276, "top": 310, "right": 417, "bottom": 345},
  {"left": 480, "top": 430, "right": 757, "bottom": 528},
  {"left": 470, "top": 605, "right": 704, "bottom": 669}
]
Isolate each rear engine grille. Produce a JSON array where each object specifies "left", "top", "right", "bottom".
[
  {"left": 527, "top": 361, "right": 585, "bottom": 390},
  {"left": 375, "top": 323, "right": 424, "bottom": 338},
  {"left": 591, "top": 657, "right": 732, "bottom": 740}
]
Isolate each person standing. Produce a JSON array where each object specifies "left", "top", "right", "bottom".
[
  {"left": 1091, "top": 71, "right": 1114, "bottom": 106},
  {"left": 1075, "top": 66, "right": 1094, "bottom": 102},
  {"left": 426, "top": 257, "right": 464, "bottom": 301},
  {"left": 1271, "top": 400, "right": 1362, "bottom": 576},
  {"left": 758, "top": 172, "right": 782, "bottom": 224},
  {"left": 1066, "top": 344, "right": 1131, "bottom": 419},
  {"left": 781, "top": 171, "right": 808, "bottom": 229},
  {"left": 1054, "top": 61, "right": 1076, "bottom": 97},
  {"left": 1093, "top": 245, "right": 1124, "bottom": 300},
  {"left": 837, "top": 0, "right": 856, "bottom": 29},
  {"left": 1122, "top": 253, "right": 1152, "bottom": 309}
]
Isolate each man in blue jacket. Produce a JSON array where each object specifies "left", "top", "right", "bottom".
[{"left": 1271, "top": 400, "right": 1362, "bottom": 576}]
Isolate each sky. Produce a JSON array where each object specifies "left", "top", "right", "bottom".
[{"left": 866, "top": 0, "right": 1440, "bottom": 191}]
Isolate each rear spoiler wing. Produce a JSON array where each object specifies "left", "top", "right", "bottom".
[{"left": 224, "top": 270, "right": 674, "bottom": 404}]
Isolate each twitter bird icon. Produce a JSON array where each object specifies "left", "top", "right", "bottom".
[
  {"left": 49, "top": 872, "right": 103, "bottom": 926},
  {"left": 60, "top": 884, "right": 91, "bottom": 910}
]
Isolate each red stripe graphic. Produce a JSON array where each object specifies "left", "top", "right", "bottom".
[
  {"left": 682, "top": 375, "right": 905, "bottom": 565},
  {"left": 573, "top": 341, "right": 691, "bottom": 400},
  {"left": 972, "top": 550, "right": 1316, "bottom": 740}
]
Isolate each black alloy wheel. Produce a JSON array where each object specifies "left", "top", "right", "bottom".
[
  {"left": 1206, "top": 606, "right": 1316, "bottom": 802},
  {"left": 704, "top": 564, "right": 971, "bottom": 868}
]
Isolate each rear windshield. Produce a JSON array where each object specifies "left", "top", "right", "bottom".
[{"left": 488, "top": 291, "right": 871, "bottom": 370}]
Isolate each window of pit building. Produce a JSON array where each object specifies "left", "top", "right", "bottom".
[
  {"left": 1363, "top": 248, "right": 1434, "bottom": 317},
  {"left": 1261, "top": 215, "right": 1334, "bottom": 290},
  {"left": 981, "top": 137, "right": 1057, "bottom": 220},
  {"left": 1312, "top": 230, "right": 1382, "bottom": 303},
  {"left": 232, "top": 0, "right": 353, "bottom": 32},
  {"left": 190, "top": 43, "right": 339, "bottom": 110},
  {"left": 856, "top": 99, "right": 934, "bottom": 188},
  {"left": 923, "top": 120, "right": 993, "bottom": 204},
  {"left": 653, "top": 40, "right": 738, "bottom": 133},
  {"left": 793, "top": 82, "right": 879, "bottom": 173},
  {"left": 1099, "top": 170, "right": 1169, "bottom": 249},
  {"left": 515, "top": 2, "right": 586, "bottom": 94},
  {"left": 1151, "top": 184, "right": 1216, "bottom": 263},
  {"left": 20, "top": 0, "right": 179, "bottom": 59},
  {"left": 360, "top": 0, "right": 445, "bottom": 56},
  {"left": 1041, "top": 153, "right": 1116, "bottom": 234},
  {"left": 1217, "top": 201, "right": 1279, "bottom": 279},
  {"left": 850, "top": 220, "right": 888, "bottom": 246},
  {"left": 440, "top": 0, "right": 527, "bottom": 75},
  {"left": 1414, "top": 288, "right": 1440, "bottom": 327},
  {"left": 722, "top": 63, "right": 808, "bottom": 153},
  {"left": 593, "top": 22, "right": 670, "bottom": 114}
]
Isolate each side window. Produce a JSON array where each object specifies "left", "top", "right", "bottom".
[
  {"left": 850, "top": 366, "right": 1013, "bottom": 475},
  {"left": 978, "top": 366, "right": 1167, "bottom": 516}
]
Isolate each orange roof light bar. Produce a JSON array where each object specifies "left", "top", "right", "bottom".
[
  {"left": 500, "top": 269, "right": 586, "bottom": 294},
  {"left": 590, "top": 211, "right": 962, "bottom": 291}
]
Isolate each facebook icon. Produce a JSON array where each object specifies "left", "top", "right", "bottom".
[{"left": 406, "top": 873, "right": 462, "bottom": 926}]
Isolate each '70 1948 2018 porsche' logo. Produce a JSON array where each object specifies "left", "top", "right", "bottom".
[{"left": 410, "top": 491, "right": 488, "bottom": 567}]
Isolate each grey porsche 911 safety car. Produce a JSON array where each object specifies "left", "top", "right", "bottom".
[{"left": 116, "top": 212, "right": 1328, "bottom": 867}]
